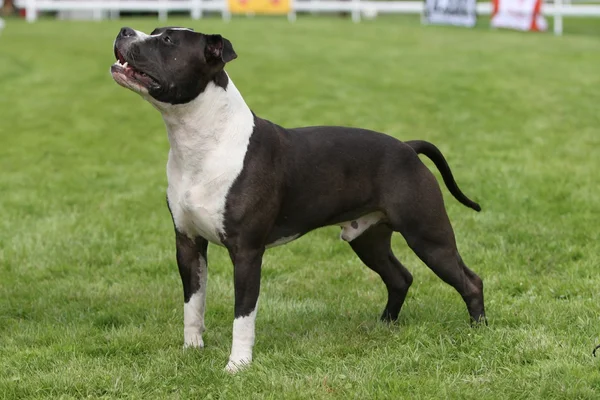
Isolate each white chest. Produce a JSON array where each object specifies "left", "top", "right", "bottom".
[
  {"left": 167, "top": 149, "right": 246, "bottom": 245},
  {"left": 160, "top": 79, "right": 254, "bottom": 244}
]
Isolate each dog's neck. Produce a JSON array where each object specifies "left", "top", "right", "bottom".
[{"left": 156, "top": 76, "right": 254, "bottom": 171}]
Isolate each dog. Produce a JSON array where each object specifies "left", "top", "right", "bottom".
[{"left": 110, "top": 26, "right": 486, "bottom": 373}]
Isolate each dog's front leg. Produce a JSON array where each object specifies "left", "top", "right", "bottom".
[
  {"left": 224, "top": 246, "right": 264, "bottom": 373},
  {"left": 175, "top": 230, "right": 209, "bottom": 349}
]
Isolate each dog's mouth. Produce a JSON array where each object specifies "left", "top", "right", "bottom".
[{"left": 111, "top": 48, "right": 159, "bottom": 90}]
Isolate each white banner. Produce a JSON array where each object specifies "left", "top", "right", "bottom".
[
  {"left": 491, "top": 0, "right": 548, "bottom": 31},
  {"left": 423, "top": 0, "right": 477, "bottom": 27}
]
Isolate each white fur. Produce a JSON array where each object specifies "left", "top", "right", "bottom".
[
  {"left": 157, "top": 76, "right": 258, "bottom": 373},
  {"left": 225, "top": 307, "right": 258, "bottom": 373},
  {"left": 134, "top": 29, "right": 150, "bottom": 39},
  {"left": 162, "top": 78, "right": 254, "bottom": 244},
  {"left": 121, "top": 56, "right": 255, "bottom": 368},
  {"left": 167, "top": 28, "right": 194, "bottom": 32},
  {"left": 183, "top": 256, "right": 208, "bottom": 348},
  {"left": 144, "top": 27, "right": 192, "bottom": 39},
  {"left": 339, "top": 211, "right": 385, "bottom": 242}
]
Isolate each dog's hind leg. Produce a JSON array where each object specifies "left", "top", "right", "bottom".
[
  {"left": 407, "top": 234, "right": 486, "bottom": 324},
  {"left": 348, "top": 223, "right": 413, "bottom": 322},
  {"left": 388, "top": 165, "right": 486, "bottom": 324}
]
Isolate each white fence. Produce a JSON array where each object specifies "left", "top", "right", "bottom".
[{"left": 13, "top": 0, "right": 600, "bottom": 35}]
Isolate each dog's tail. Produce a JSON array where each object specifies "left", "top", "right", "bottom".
[{"left": 405, "top": 140, "right": 481, "bottom": 212}]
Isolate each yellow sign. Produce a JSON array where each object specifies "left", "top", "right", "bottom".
[{"left": 228, "top": 0, "right": 290, "bottom": 14}]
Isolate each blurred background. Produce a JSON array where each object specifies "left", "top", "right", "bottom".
[
  {"left": 0, "top": 0, "right": 599, "bottom": 399},
  {"left": 3, "top": 0, "right": 600, "bottom": 34}
]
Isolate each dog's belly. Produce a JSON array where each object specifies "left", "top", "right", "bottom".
[
  {"left": 265, "top": 234, "right": 301, "bottom": 248},
  {"left": 265, "top": 211, "right": 386, "bottom": 248}
]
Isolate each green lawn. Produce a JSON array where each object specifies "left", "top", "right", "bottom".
[{"left": 1, "top": 15, "right": 599, "bottom": 399}]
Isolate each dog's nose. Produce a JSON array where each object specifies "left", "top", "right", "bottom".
[{"left": 119, "top": 27, "right": 136, "bottom": 39}]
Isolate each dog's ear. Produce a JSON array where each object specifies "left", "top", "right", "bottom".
[{"left": 205, "top": 34, "right": 237, "bottom": 64}]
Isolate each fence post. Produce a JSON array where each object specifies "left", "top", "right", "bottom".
[
  {"left": 92, "top": 8, "right": 103, "bottom": 21},
  {"left": 192, "top": 0, "right": 203, "bottom": 19},
  {"left": 351, "top": 0, "right": 361, "bottom": 22},
  {"left": 26, "top": 0, "right": 36, "bottom": 22},
  {"left": 288, "top": 0, "right": 296, "bottom": 22},
  {"left": 554, "top": 0, "right": 563, "bottom": 35},
  {"left": 222, "top": 1, "right": 231, "bottom": 21},
  {"left": 159, "top": 0, "right": 168, "bottom": 21}
]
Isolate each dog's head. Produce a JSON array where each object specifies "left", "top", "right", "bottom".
[{"left": 110, "top": 27, "right": 237, "bottom": 105}]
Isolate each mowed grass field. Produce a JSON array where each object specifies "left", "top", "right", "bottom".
[{"left": 1, "top": 15, "right": 599, "bottom": 399}]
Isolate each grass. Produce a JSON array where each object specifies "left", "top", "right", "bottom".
[{"left": 1, "top": 14, "right": 599, "bottom": 399}]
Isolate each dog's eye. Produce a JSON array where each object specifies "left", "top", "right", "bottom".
[{"left": 163, "top": 36, "right": 173, "bottom": 44}]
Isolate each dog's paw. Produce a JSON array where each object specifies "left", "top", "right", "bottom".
[
  {"left": 183, "top": 331, "right": 204, "bottom": 349},
  {"left": 224, "top": 357, "right": 251, "bottom": 374}
]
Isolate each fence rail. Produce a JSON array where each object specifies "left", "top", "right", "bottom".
[{"left": 14, "top": 0, "right": 600, "bottom": 35}]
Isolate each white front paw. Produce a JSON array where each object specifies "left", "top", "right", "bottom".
[
  {"left": 183, "top": 331, "right": 204, "bottom": 349},
  {"left": 224, "top": 356, "right": 252, "bottom": 373}
]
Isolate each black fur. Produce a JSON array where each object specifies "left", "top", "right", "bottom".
[{"left": 223, "top": 115, "right": 486, "bottom": 323}]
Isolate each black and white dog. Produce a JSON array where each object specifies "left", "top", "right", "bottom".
[{"left": 110, "top": 27, "right": 486, "bottom": 372}]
